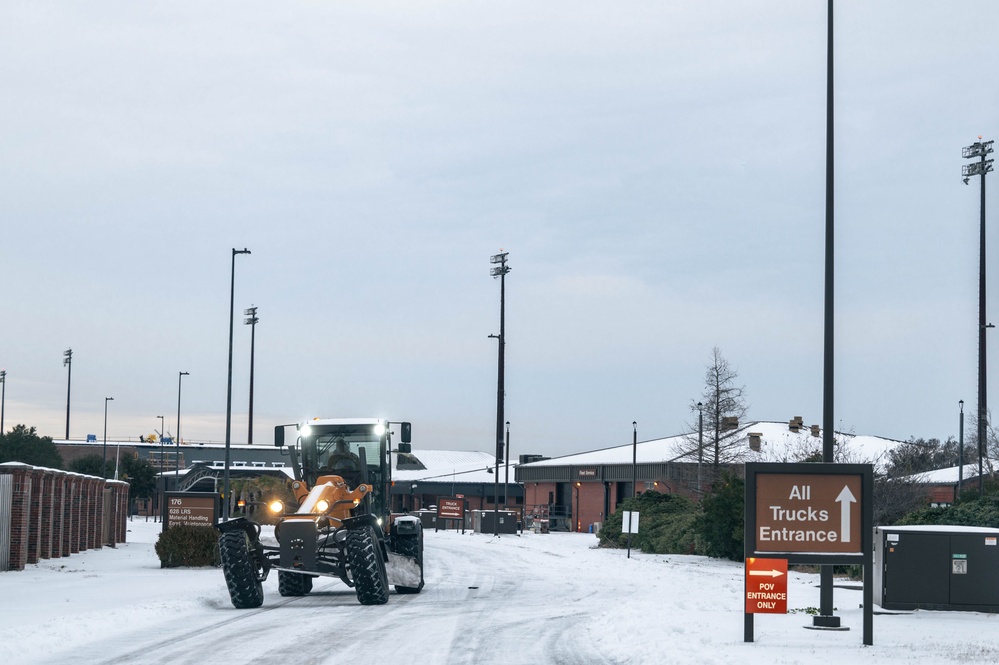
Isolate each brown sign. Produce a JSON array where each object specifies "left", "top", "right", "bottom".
[
  {"left": 754, "top": 473, "right": 862, "bottom": 554},
  {"left": 577, "top": 468, "right": 597, "bottom": 478},
  {"left": 165, "top": 493, "right": 219, "bottom": 529},
  {"left": 437, "top": 497, "right": 465, "bottom": 520}
]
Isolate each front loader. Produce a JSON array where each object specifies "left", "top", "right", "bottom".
[{"left": 216, "top": 418, "right": 424, "bottom": 607}]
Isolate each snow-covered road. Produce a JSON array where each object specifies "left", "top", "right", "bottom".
[{"left": 2, "top": 520, "right": 998, "bottom": 664}]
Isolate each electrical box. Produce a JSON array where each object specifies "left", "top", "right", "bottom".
[{"left": 875, "top": 525, "right": 999, "bottom": 612}]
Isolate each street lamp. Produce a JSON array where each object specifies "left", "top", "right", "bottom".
[
  {"left": 489, "top": 251, "right": 510, "bottom": 538},
  {"left": 63, "top": 348, "right": 73, "bottom": 439},
  {"left": 628, "top": 421, "right": 637, "bottom": 559},
  {"left": 176, "top": 371, "right": 189, "bottom": 486},
  {"left": 963, "top": 138, "right": 993, "bottom": 497},
  {"left": 244, "top": 306, "right": 259, "bottom": 444},
  {"left": 224, "top": 248, "right": 251, "bottom": 521},
  {"left": 102, "top": 397, "right": 114, "bottom": 479},
  {"left": 156, "top": 415, "right": 165, "bottom": 521},
  {"left": 0, "top": 369, "right": 6, "bottom": 434}
]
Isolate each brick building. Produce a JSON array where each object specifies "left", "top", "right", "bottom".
[{"left": 517, "top": 420, "right": 906, "bottom": 533}]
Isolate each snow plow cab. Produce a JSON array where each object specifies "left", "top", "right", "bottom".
[{"left": 216, "top": 418, "right": 424, "bottom": 608}]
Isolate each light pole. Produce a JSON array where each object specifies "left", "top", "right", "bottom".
[
  {"left": 156, "top": 415, "right": 165, "bottom": 520},
  {"left": 574, "top": 482, "right": 581, "bottom": 532},
  {"left": 176, "top": 371, "right": 189, "bottom": 487},
  {"left": 628, "top": 421, "right": 637, "bottom": 559},
  {"left": 697, "top": 402, "right": 704, "bottom": 492},
  {"left": 224, "top": 248, "right": 251, "bottom": 521},
  {"left": 244, "top": 305, "right": 259, "bottom": 445},
  {"left": 489, "top": 251, "right": 509, "bottom": 537},
  {"left": 958, "top": 400, "right": 965, "bottom": 498},
  {"left": 102, "top": 397, "right": 114, "bottom": 479},
  {"left": 63, "top": 348, "right": 73, "bottom": 439},
  {"left": 963, "top": 137, "right": 993, "bottom": 497},
  {"left": 0, "top": 369, "right": 6, "bottom": 434},
  {"left": 504, "top": 421, "right": 510, "bottom": 510}
]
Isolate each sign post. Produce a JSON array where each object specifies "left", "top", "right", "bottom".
[{"left": 744, "top": 463, "right": 873, "bottom": 645}]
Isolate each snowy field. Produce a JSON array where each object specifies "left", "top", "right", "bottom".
[{"left": 1, "top": 520, "right": 997, "bottom": 665}]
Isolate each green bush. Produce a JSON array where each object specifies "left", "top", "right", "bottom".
[
  {"left": 695, "top": 473, "right": 744, "bottom": 561},
  {"left": 154, "top": 525, "right": 221, "bottom": 568},
  {"left": 599, "top": 491, "right": 699, "bottom": 554},
  {"left": 898, "top": 493, "right": 999, "bottom": 528}
]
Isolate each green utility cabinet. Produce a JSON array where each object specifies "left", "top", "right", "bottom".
[{"left": 874, "top": 525, "right": 999, "bottom": 612}]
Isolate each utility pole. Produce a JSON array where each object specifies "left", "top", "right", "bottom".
[
  {"left": 489, "top": 251, "right": 510, "bottom": 537},
  {"left": 244, "top": 306, "right": 259, "bottom": 444},
  {"left": 963, "top": 137, "right": 994, "bottom": 497},
  {"left": 63, "top": 348, "right": 73, "bottom": 439}
]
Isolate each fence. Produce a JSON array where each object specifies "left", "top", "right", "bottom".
[{"left": 0, "top": 463, "right": 130, "bottom": 572}]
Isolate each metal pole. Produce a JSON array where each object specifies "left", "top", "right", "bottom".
[
  {"left": 959, "top": 400, "right": 965, "bottom": 498},
  {"left": 102, "top": 397, "right": 113, "bottom": 479},
  {"left": 628, "top": 421, "right": 636, "bottom": 559},
  {"left": 224, "top": 248, "right": 251, "bottom": 521},
  {"left": 157, "top": 415, "right": 164, "bottom": 520},
  {"left": 504, "top": 422, "right": 510, "bottom": 509},
  {"left": 818, "top": 0, "right": 838, "bottom": 628},
  {"left": 244, "top": 306, "right": 258, "bottom": 444},
  {"left": 979, "top": 155, "right": 988, "bottom": 498},
  {"left": 176, "top": 371, "right": 188, "bottom": 488},
  {"left": 489, "top": 251, "right": 510, "bottom": 536},
  {"left": 64, "top": 349, "right": 72, "bottom": 439},
  {"left": 0, "top": 370, "right": 6, "bottom": 434}
]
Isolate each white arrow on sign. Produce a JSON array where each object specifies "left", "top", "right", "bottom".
[
  {"left": 836, "top": 485, "right": 857, "bottom": 543},
  {"left": 749, "top": 569, "right": 785, "bottom": 578}
]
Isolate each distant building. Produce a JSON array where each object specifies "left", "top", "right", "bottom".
[{"left": 516, "top": 420, "right": 905, "bottom": 533}]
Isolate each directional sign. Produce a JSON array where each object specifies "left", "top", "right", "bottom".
[
  {"left": 745, "top": 557, "right": 788, "bottom": 614},
  {"left": 754, "top": 472, "right": 863, "bottom": 555}
]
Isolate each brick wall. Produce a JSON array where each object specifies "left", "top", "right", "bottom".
[{"left": 0, "top": 463, "right": 129, "bottom": 571}]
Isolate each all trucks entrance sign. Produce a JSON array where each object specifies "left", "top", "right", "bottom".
[
  {"left": 743, "top": 463, "right": 874, "bottom": 646},
  {"left": 754, "top": 472, "right": 862, "bottom": 554},
  {"left": 745, "top": 463, "right": 872, "bottom": 563}
]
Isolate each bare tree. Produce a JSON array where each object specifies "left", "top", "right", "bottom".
[{"left": 680, "top": 348, "right": 750, "bottom": 472}]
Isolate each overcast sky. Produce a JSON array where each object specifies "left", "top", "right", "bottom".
[{"left": 3, "top": 1, "right": 999, "bottom": 459}]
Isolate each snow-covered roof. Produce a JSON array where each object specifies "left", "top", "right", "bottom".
[
  {"left": 906, "top": 463, "right": 992, "bottom": 484},
  {"left": 519, "top": 421, "right": 906, "bottom": 470},
  {"left": 391, "top": 449, "right": 506, "bottom": 484}
]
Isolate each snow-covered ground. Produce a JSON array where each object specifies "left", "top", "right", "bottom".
[{"left": 1, "top": 520, "right": 997, "bottom": 665}]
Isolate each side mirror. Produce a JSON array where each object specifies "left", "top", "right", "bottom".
[
  {"left": 274, "top": 426, "right": 285, "bottom": 448},
  {"left": 401, "top": 422, "right": 412, "bottom": 444}
]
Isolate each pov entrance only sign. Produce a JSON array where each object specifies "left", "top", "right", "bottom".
[{"left": 745, "top": 557, "right": 788, "bottom": 614}]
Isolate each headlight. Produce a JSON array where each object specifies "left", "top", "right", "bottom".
[
  {"left": 315, "top": 499, "right": 330, "bottom": 513},
  {"left": 268, "top": 500, "right": 284, "bottom": 513},
  {"left": 377, "top": 517, "right": 384, "bottom": 527},
  {"left": 300, "top": 424, "right": 312, "bottom": 437},
  {"left": 373, "top": 423, "right": 386, "bottom": 437}
]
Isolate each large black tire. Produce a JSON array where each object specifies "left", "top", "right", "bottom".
[
  {"left": 393, "top": 531, "right": 425, "bottom": 594},
  {"left": 278, "top": 571, "right": 314, "bottom": 596},
  {"left": 345, "top": 526, "right": 389, "bottom": 605},
  {"left": 219, "top": 530, "right": 264, "bottom": 609}
]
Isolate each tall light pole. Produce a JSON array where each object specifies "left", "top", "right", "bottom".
[
  {"left": 102, "top": 397, "right": 114, "bottom": 479},
  {"left": 224, "top": 248, "right": 251, "bottom": 521},
  {"left": 0, "top": 370, "right": 6, "bottom": 435},
  {"left": 628, "top": 421, "right": 637, "bottom": 559},
  {"left": 63, "top": 348, "right": 73, "bottom": 439},
  {"left": 958, "top": 400, "right": 965, "bottom": 498},
  {"left": 816, "top": 0, "right": 839, "bottom": 631},
  {"left": 963, "top": 138, "right": 993, "bottom": 497},
  {"left": 489, "top": 250, "right": 510, "bottom": 537},
  {"left": 157, "top": 414, "right": 165, "bottom": 521},
  {"left": 244, "top": 306, "right": 259, "bottom": 444},
  {"left": 176, "top": 371, "right": 189, "bottom": 486}
]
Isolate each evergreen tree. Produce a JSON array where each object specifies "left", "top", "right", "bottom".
[{"left": 0, "top": 425, "right": 63, "bottom": 468}]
